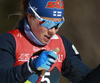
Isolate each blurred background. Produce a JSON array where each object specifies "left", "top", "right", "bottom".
[{"left": 0, "top": 0, "right": 100, "bottom": 83}]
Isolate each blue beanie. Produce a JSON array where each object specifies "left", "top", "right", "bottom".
[{"left": 27, "top": 0, "right": 64, "bottom": 18}]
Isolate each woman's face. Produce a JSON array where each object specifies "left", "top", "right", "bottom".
[{"left": 27, "top": 13, "right": 62, "bottom": 44}]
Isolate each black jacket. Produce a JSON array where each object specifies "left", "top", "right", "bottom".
[{"left": 0, "top": 19, "right": 100, "bottom": 83}]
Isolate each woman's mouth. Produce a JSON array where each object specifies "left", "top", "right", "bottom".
[
  {"left": 46, "top": 35, "right": 51, "bottom": 39},
  {"left": 44, "top": 35, "right": 51, "bottom": 42}
]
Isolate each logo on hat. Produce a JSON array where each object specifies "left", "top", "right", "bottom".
[
  {"left": 53, "top": 11, "right": 62, "bottom": 16},
  {"left": 46, "top": 0, "right": 64, "bottom": 9}
]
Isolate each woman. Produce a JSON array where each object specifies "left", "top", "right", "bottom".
[{"left": 0, "top": 0, "right": 100, "bottom": 83}]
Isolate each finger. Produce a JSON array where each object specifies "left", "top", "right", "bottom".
[
  {"left": 46, "top": 61, "right": 53, "bottom": 67},
  {"left": 48, "top": 58, "right": 55, "bottom": 63},
  {"left": 48, "top": 51, "right": 57, "bottom": 60}
]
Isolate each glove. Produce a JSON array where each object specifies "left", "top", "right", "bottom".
[
  {"left": 28, "top": 50, "right": 45, "bottom": 72},
  {"left": 33, "top": 51, "right": 58, "bottom": 71}
]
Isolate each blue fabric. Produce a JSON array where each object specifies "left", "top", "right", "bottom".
[
  {"left": 68, "top": 56, "right": 92, "bottom": 75},
  {"left": 27, "top": 73, "right": 39, "bottom": 83},
  {"left": 27, "top": 0, "right": 64, "bottom": 18}
]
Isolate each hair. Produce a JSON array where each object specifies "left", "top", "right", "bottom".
[
  {"left": 20, "top": 0, "right": 30, "bottom": 18},
  {"left": 8, "top": 0, "right": 36, "bottom": 28},
  {"left": 8, "top": 0, "right": 30, "bottom": 28},
  {"left": 8, "top": 0, "right": 30, "bottom": 19}
]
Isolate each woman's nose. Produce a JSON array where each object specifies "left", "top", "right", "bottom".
[{"left": 48, "top": 27, "right": 56, "bottom": 35}]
